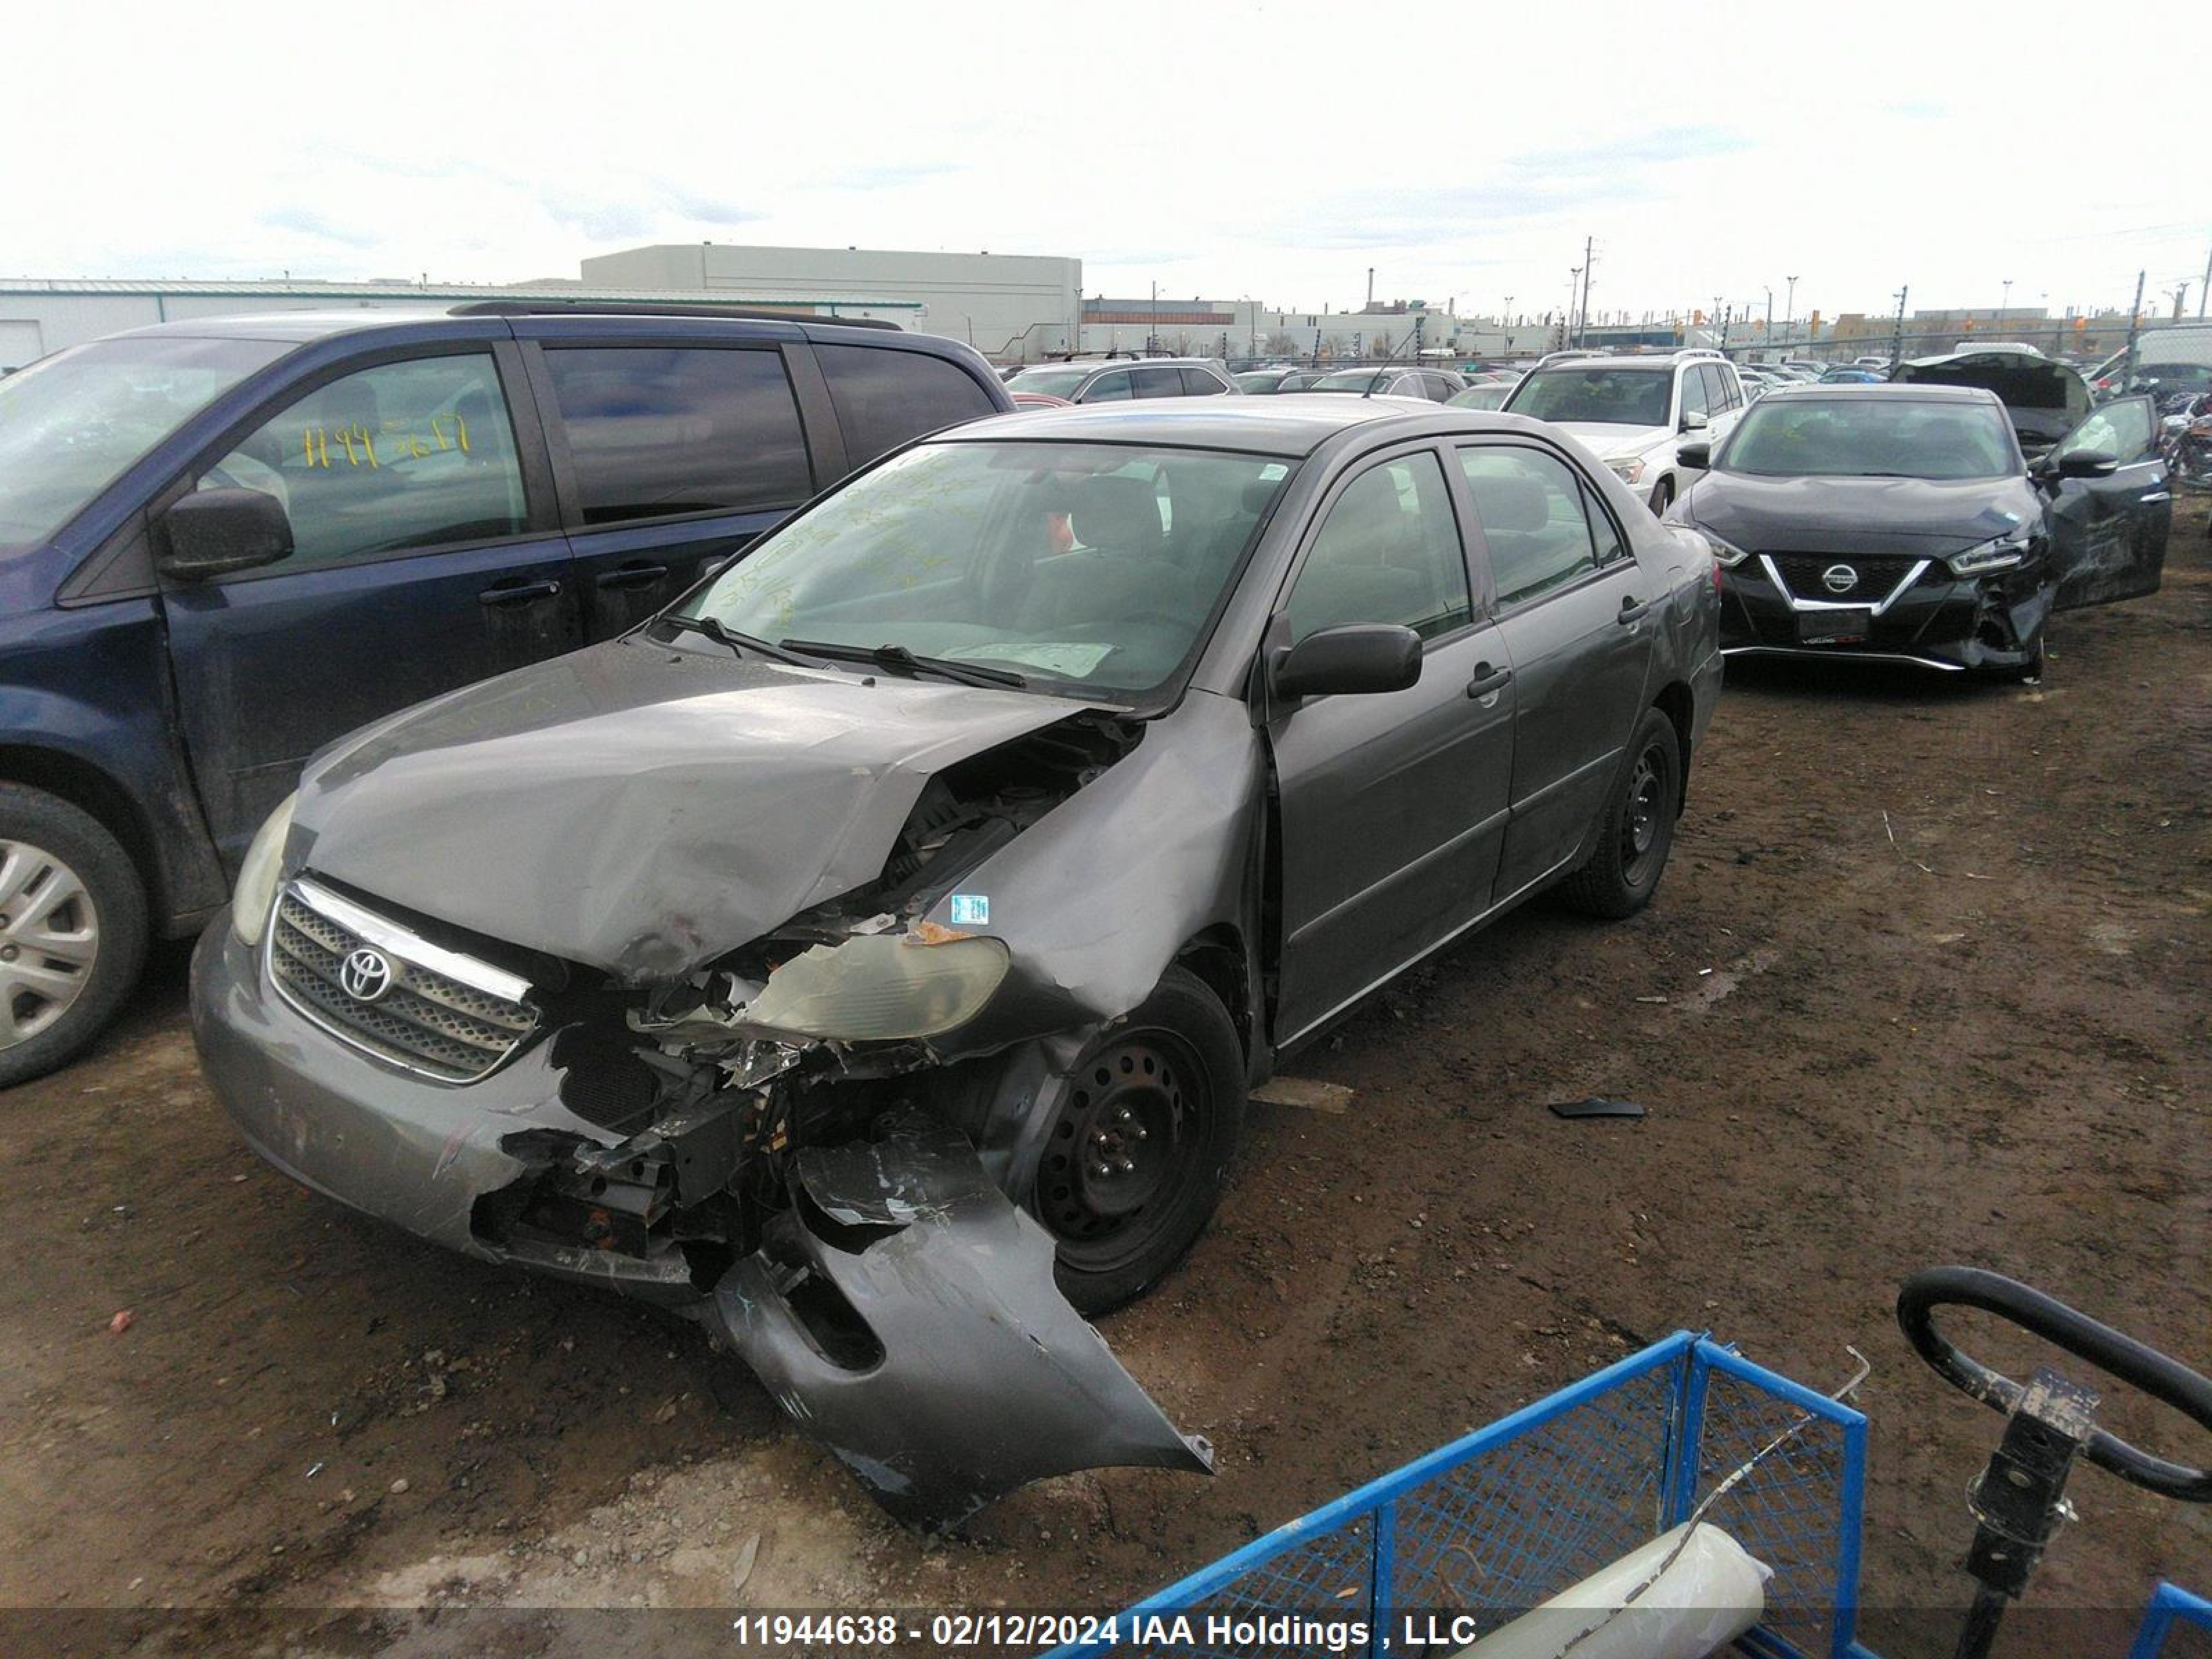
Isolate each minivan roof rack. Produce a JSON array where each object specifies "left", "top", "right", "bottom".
[{"left": 448, "top": 300, "right": 900, "bottom": 330}]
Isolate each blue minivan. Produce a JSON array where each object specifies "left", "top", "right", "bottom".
[{"left": 0, "top": 303, "right": 1012, "bottom": 1083}]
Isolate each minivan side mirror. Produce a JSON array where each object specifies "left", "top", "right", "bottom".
[
  {"left": 1680, "top": 409, "right": 1709, "bottom": 434},
  {"left": 160, "top": 489, "right": 294, "bottom": 581},
  {"left": 1677, "top": 440, "right": 1712, "bottom": 470},
  {"left": 1271, "top": 624, "right": 1423, "bottom": 702}
]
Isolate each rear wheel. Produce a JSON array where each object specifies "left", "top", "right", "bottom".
[
  {"left": 0, "top": 787, "right": 149, "bottom": 1089},
  {"left": 1031, "top": 966, "right": 1244, "bottom": 1315},
  {"left": 1559, "top": 708, "right": 1683, "bottom": 920}
]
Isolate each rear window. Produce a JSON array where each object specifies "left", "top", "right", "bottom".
[
  {"left": 816, "top": 344, "right": 998, "bottom": 467},
  {"left": 543, "top": 346, "right": 812, "bottom": 525}
]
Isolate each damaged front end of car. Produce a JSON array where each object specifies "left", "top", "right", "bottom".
[{"left": 339, "top": 703, "right": 1219, "bottom": 1526}]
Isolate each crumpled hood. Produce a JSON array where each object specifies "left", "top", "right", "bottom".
[
  {"left": 1550, "top": 420, "right": 1674, "bottom": 458},
  {"left": 1684, "top": 471, "right": 2039, "bottom": 555},
  {"left": 293, "top": 638, "right": 1089, "bottom": 982}
]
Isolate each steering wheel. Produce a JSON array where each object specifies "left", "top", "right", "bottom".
[{"left": 1897, "top": 1266, "right": 2212, "bottom": 1503}]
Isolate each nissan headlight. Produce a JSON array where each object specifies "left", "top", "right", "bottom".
[
  {"left": 1947, "top": 535, "right": 2032, "bottom": 577},
  {"left": 743, "top": 935, "right": 1009, "bottom": 1041},
  {"left": 1606, "top": 456, "right": 1647, "bottom": 485},
  {"left": 231, "top": 791, "right": 297, "bottom": 948},
  {"left": 1701, "top": 529, "right": 1752, "bottom": 568}
]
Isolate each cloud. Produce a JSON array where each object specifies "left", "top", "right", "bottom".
[
  {"left": 818, "top": 162, "right": 962, "bottom": 190},
  {"left": 258, "top": 206, "right": 381, "bottom": 250},
  {"left": 1506, "top": 126, "right": 1750, "bottom": 174}
]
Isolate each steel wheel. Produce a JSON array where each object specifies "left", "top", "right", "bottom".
[
  {"left": 0, "top": 839, "right": 100, "bottom": 1049},
  {"left": 1037, "top": 1031, "right": 1206, "bottom": 1277},
  {"left": 1619, "top": 746, "right": 1667, "bottom": 882}
]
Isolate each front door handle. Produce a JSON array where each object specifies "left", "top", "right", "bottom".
[
  {"left": 1466, "top": 662, "right": 1512, "bottom": 699},
  {"left": 594, "top": 563, "right": 670, "bottom": 590},
  {"left": 1617, "top": 594, "right": 1651, "bottom": 625},
  {"left": 478, "top": 579, "right": 563, "bottom": 607}
]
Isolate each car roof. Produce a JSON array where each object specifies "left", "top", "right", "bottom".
[
  {"left": 941, "top": 392, "right": 1490, "bottom": 455},
  {"left": 101, "top": 307, "right": 929, "bottom": 353},
  {"left": 1760, "top": 382, "right": 2005, "bottom": 405},
  {"left": 1044, "top": 357, "right": 1221, "bottom": 371},
  {"left": 1529, "top": 355, "right": 1687, "bottom": 372}
]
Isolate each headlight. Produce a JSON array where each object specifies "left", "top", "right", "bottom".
[
  {"left": 1606, "top": 456, "right": 1647, "bottom": 485},
  {"left": 231, "top": 791, "right": 297, "bottom": 947},
  {"left": 1947, "top": 534, "right": 2032, "bottom": 577},
  {"left": 743, "top": 935, "right": 1010, "bottom": 1041},
  {"left": 1700, "top": 529, "right": 1752, "bottom": 568}
]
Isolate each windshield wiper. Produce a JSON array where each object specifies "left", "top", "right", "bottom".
[
  {"left": 655, "top": 613, "right": 816, "bottom": 666},
  {"left": 779, "top": 639, "right": 1028, "bottom": 691}
]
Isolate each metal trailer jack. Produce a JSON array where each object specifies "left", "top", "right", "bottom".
[
  {"left": 1053, "top": 1268, "right": 2212, "bottom": 1659},
  {"left": 703, "top": 1113, "right": 1212, "bottom": 1528}
]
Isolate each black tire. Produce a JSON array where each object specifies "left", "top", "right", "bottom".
[
  {"left": 1986, "top": 632, "right": 2047, "bottom": 684},
  {"left": 0, "top": 785, "right": 149, "bottom": 1089},
  {"left": 1031, "top": 966, "right": 1244, "bottom": 1315},
  {"left": 1559, "top": 707, "right": 1683, "bottom": 921},
  {"left": 1648, "top": 477, "right": 1676, "bottom": 516}
]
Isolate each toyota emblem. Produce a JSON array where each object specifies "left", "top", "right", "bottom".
[
  {"left": 339, "top": 947, "right": 395, "bottom": 1003},
  {"left": 1820, "top": 563, "right": 1859, "bottom": 594}
]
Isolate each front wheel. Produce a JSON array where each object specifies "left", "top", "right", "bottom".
[
  {"left": 1559, "top": 708, "right": 1683, "bottom": 920},
  {"left": 0, "top": 786, "right": 149, "bottom": 1089},
  {"left": 1030, "top": 966, "right": 1245, "bottom": 1315},
  {"left": 1647, "top": 477, "right": 1676, "bottom": 516}
]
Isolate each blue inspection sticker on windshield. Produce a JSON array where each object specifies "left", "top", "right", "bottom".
[{"left": 949, "top": 893, "right": 990, "bottom": 926}]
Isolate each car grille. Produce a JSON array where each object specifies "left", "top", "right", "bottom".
[
  {"left": 268, "top": 883, "right": 536, "bottom": 1083},
  {"left": 1766, "top": 553, "right": 1924, "bottom": 603}
]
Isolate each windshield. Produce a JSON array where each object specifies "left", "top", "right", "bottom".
[
  {"left": 1004, "top": 366, "right": 1092, "bottom": 398},
  {"left": 0, "top": 335, "right": 288, "bottom": 547},
  {"left": 684, "top": 440, "right": 1295, "bottom": 700},
  {"left": 1234, "top": 371, "right": 1283, "bottom": 393},
  {"left": 1311, "top": 369, "right": 1392, "bottom": 393},
  {"left": 1447, "top": 384, "right": 1510, "bottom": 409},
  {"left": 1719, "top": 397, "right": 2016, "bottom": 480},
  {"left": 1506, "top": 366, "right": 1671, "bottom": 427}
]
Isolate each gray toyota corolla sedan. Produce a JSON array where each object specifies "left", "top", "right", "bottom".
[{"left": 191, "top": 394, "right": 1723, "bottom": 1524}]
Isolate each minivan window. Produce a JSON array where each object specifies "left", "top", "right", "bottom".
[
  {"left": 196, "top": 353, "right": 527, "bottom": 568},
  {"left": 686, "top": 440, "right": 1292, "bottom": 700},
  {"left": 0, "top": 335, "right": 288, "bottom": 548},
  {"left": 816, "top": 345, "right": 997, "bottom": 467},
  {"left": 544, "top": 346, "right": 812, "bottom": 525}
]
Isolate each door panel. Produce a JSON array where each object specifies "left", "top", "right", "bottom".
[
  {"left": 529, "top": 344, "right": 818, "bottom": 639},
  {"left": 1455, "top": 444, "right": 1653, "bottom": 898},
  {"left": 160, "top": 350, "right": 579, "bottom": 866},
  {"left": 2045, "top": 395, "right": 2171, "bottom": 610},
  {"left": 1268, "top": 450, "right": 1514, "bottom": 1042}
]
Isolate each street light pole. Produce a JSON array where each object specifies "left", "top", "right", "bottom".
[
  {"left": 2000, "top": 277, "right": 2013, "bottom": 320},
  {"left": 1785, "top": 274, "right": 1799, "bottom": 336}
]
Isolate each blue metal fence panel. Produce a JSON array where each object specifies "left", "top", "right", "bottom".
[
  {"left": 2128, "top": 1582, "right": 2212, "bottom": 1659},
  {"left": 1051, "top": 1331, "right": 1869, "bottom": 1659}
]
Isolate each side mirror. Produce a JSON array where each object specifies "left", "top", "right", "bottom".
[
  {"left": 2056, "top": 449, "right": 2117, "bottom": 480},
  {"left": 1271, "top": 624, "right": 1422, "bottom": 702},
  {"left": 1680, "top": 409, "right": 1709, "bottom": 434},
  {"left": 1677, "top": 440, "right": 1712, "bottom": 470},
  {"left": 159, "top": 489, "right": 293, "bottom": 581}
]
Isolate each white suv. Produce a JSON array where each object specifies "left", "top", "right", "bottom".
[{"left": 1501, "top": 351, "right": 1748, "bottom": 514}]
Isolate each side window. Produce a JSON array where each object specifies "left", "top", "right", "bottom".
[
  {"left": 1457, "top": 447, "right": 1600, "bottom": 608},
  {"left": 1179, "top": 366, "right": 1228, "bottom": 397},
  {"left": 1678, "top": 367, "right": 1712, "bottom": 422},
  {"left": 2055, "top": 397, "right": 2154, "bottom": 463},
  {"left": 1082, "top": 371, "right": 1134, "bottom": 402},
  {"left": 1131, "top": 365, "right": 1185, "bottom": 399},
  {"left": 542, "top": 347, "right": 811, "bottom": 525},
  {"left": 1707, "top": 364, "right": 1739, "bottom": 411},
  {"left": 197, "top": 354, "right": 525, "bottom": 569},
  {"left": 1580, "top": 478, "right": 1628, "bottom": 565},
  {"left": 816, "top": 344, "right": 997, "bottom": 467},
  {"left": 1284, "top": 453, "right": 1471, "bottom": 644}
]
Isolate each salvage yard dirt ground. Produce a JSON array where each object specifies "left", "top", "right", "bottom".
[{"left": 3, "top": 500, "right": 2206, "bottom": 1658}]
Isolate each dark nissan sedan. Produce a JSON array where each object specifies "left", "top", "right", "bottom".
[
  {"left": 1670, "top": 383, "right": 2170, "bottom": 679},
  {"left": 191, "top": 396, "right": 1721, "bottom": 1523}
]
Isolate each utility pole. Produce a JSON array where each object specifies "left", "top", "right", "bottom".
[
  {"left": 2124, "top": 268, "right": 2145, "bottom": 386},
  {"left": 1890, "top": 285, "right": 1908, "bottom": 367},
  {"left": 2200, "top": 229, "right": 2210, "bottom": 318},
  {"left": 1578, "top": 235, "right": 1595, "bottom": 347},
  {"left": 1567, "top": 269, "right": 1582, "bottom": 349},
  {"left": 1764, "top": 285, "right": 1773, "bottom": 338},
  {"left": 1366, "top": 267, "right": 1375, "bottom": 310}
]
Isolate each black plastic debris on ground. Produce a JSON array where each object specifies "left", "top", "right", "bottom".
[{"left": 1548, "top": 1098, "right": 1648, "bottom": 1121}]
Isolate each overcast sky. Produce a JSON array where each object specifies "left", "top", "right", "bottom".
[{"left": 9, "top": 2, "right": 2206, "bottom": 326}]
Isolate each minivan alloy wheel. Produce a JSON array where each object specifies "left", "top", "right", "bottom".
[{"left": 0, "top": 839, "right": 100, "bottom": 1046}]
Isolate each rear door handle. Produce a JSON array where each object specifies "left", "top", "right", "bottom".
[
  {"left": 594, "top": 563, "right": 670, "bottom": 590},
  {"left": 478, "top": 579, "right": 563, "bottom": 607},
  {"left": 1466, "top": 662, "right": 1512, "bottom": 699},
  {"left": 1617, "top": 594, "right": 1651, "bottom": 624}
]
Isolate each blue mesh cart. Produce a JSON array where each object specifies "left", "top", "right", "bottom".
[{"left": 1053, "top": 1271, "right": 2211, "bottom": 1659}]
